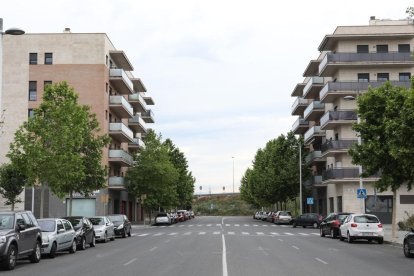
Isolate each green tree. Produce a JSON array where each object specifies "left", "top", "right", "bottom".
[
  {"left": 126, "top": 130, "right": 179, "bottom": 220},
  {"left": 0, "top": 163, "right": 27, "bottom": 211},
  {"left": 7, "top": 82, "right": 110, "bottom": 216}
]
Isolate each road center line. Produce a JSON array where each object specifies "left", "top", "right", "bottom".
[
  {"left": 315, "top": 258, "right": 328, "bottom": 265},
  {"left": 222, "top": 234, "right": 228, "bottom": 276},
  {"left": 123, "top": 258, "right": 137, "bottom": 266},
  {"left": 292, "top": 245, "right": 300, "bottom": 250}
]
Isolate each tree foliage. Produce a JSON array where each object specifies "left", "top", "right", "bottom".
[{"left": 0, "top": 163, "right": 27, "bottom": 210}]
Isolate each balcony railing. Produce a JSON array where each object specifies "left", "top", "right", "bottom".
[
  {"left": 321, "top": 139, "right": 358, "bottom": 153},
  {"left": 305, "top": 151, "right": 323, "bottom": 164},
  {"left": 322, "top": 167, "right": 359, "bottom": 180},
  {"left": 109, "top": 122, "right": 134, "bottom": 141},
  {"left": 129, "top": 138, "right": 146, "bottom": 148},
  {"left": 142, "top": 110, "right": 155, "bottom": 123},
  {"left": 304, "top": 101, "right": 325, "bottom": 120},
  {"left": 304, "top": 126, "right": 325, "bottom": 143},
  {"left": 304, "top": 175, "right": 323, "bottom": 187},
  {"left": 320, "top": 110, "right": 357, "bottom": 128},
  {"left": 303, "top": 77, "right": 324, "bottom": 98},
  {"left": 110, "top": 68, "right": 134, "bottom": 93},
  {"left": 108, "top": 176, "right": 125, "bottom": 188},
  {"left": 109, "top": 95, "right": 133, "bottom": 116},
  {"left": 128, "top": 93, "right": 147, "bottom": 112},
  {"left": 109, "top": 149, "right": 134, "bottom": 166},
  {"left": 292, "top": 117, "right": 309, "bottom": 133}
]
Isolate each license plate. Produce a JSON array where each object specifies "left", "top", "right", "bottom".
[{"left": 364, "top": 232, "right": 373, "bottom": 236}]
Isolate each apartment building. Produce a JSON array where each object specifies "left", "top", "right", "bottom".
[
  {"left": 291, "top": 17, "right": 414, "bottom": 223},
  {"left": 0, "top": 29, "right": 154, "bottom": 221}
]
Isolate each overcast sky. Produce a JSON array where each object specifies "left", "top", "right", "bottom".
[{"left": 2, "top": 0, "right": 412, "bottom": 194}]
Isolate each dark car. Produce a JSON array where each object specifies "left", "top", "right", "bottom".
[
  {"left": 320, "top": 212, "right": 352, "bottom": 239},
  {"left": 292, "top": 213, "right": 324, "bottom": 228},
  {"left": 63, "top": 216, "right": 95, "bottom": 250},
  {"left": 403, "top": 228, "right": 414, "bottom": 258},
  {"left": 0, "top": 210, "right": 42, "bottom": 270},
  {"left": 107, "top": 214, "right": 131, "bottom": 238}
]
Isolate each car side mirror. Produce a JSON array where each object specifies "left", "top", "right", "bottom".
[{"left": 17, "top": 224, "right": 26, "bottom": 231}]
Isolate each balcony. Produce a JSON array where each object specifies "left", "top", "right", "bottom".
[
  {"left": 291, "top": 83, "right": 306, "bottom": 97},
  {"left": 292, "top": 117, "right": 309, "bottom": 135},
  {"left": 320, "top": 80, "right": 411, "bottom": 103},
  {"left": 303, "top": 77, "right": 324, "bottom": 99},
  {"left": 142, "top": 110, "right": 155, "bottom": 123},
  {"left": 303, "top": 60, "right": 321, "bottom": 77},
  {"left": 322, "top": 167, "right": 380, "bottom": 182},
  {"left": 128, "top": 93, "right": 147, "bottom": 113},
  {"left": 303, "top": 101, "right": 325, "bottom": 121},
  {"left": 109, "top": 68, "right": 134, "bottom": 94},
  {"left": 108, "top": 176, "right": 126, "bottom": 189},
  {"left": 304, "top": 175, "right": 323, "bottom": 187},
  {"left": 304, "top": 126, "right": 325, "bottom": 144},
  {"left": 291, "top": 98, "right": 310, "bottom": 116},
  {"left": 319, "top": 52, "right": 414, "bottom": 77},
  {"left": 128, "top": 115, "right": 147, "bottom": 133},
  {"left": 109, "top": 96, "right": 133, "bottom": 118},
  {"left": 108, "top": 149, "right": 134, "bottom": 167},
  {"left": 128, "top": 137, "right": 146, "bottom": 151},
  {"left": 321, "top": 139, "right": 358, "bottom": 157},
  {"left": 109, "top": 51, "right": 133, "bottom": 71},
  {"left": 305, "top": 150, "right": 324, "bottom": 164},
  {"left": 320, "top": 110, "right": 357, "bottom": 130},
  {"left": 142, "top": 94, "right": 155, "bottom": 105},
  {"left": 109, "top": 122, "right": 134, "bottom": 143}
]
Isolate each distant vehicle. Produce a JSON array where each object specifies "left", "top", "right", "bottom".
[
  {"left": 403, "top": 228, "right": 414, "bottom": 258},
  {"left": 339, "top": 214, "right": 384, "bottom": 244},
  {"left": 0, "top": 210, "right": 42, "bottom": 270},
  {"left": 177, "top": 210, "right": 188, "bottom": 222},
  {"left": 63, "top": 216, "right": 96, "bottom": 250},
  {"left": 107, "top": 214, "right": 131, "bottom": 238},
  {"left": 155, "top": 213, "right": 172, "bottom": 225},
  {"left": 89, "top": 216, "right": 115, "bottom": 243},
  {"left": 38, "top": 218, "right": 77, "bottom": 258},
  {"left": 320, "top": 212, "right": 352, "bottom": 239},
  {"left": 274, "top": 211, "right": 292, "bottom": 225},
  {"left": 292, "top": 213, "right": 323, "bottom": 228},
  {"left": 265, "top": 212, "right": 275, "bottom": 223}
]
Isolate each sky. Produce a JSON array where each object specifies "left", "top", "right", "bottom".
[{"left": 2, "top": 0, "right": 413, "bottom": 195}]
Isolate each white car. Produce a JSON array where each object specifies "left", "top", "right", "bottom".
[
  {"left": 38, "top": 218, "right": 77, "bottom": 258},
  {"left": 339, "top": 214, "right": 384, "bottom": 244},
  {"left": 155, "top": 213, "right": 172, "bottom": 225},
  {"left": 89, "top": 216, "right": 115, "bottom": 242}
]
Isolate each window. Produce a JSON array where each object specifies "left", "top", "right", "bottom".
[
  {"left": 28, "top": 109, "right": 34, "bottom": 118},
  {"left": 44, "top": 81, "right": 52, "bottom": 90},
  {"left": 398, "top": 44, "right": 410, "bottom": 53},
  {"left": 45, "top": 53, "right": 53, "bottom": 64},
  {"left": 63, "top": 220, "right": 72, "bottom": 231},
  {"left": 29, "top": 53, "right": 38, "bottom": 65},
  {"left": 27, "top": 212, "right": 39, "bottom": 226},
  {"left": 106, "top": 83, "right": 108, "bottom": 93},
  {"left": 376, "top": 44, "right": 388, "bottom": 53},
  {"left": 337, "top": 196, "right": 343, "bottom": 212},
  {"left": 377, "top": 73, "right": 389, "bottom": 82},
  {"left": 21, "top": 213, "right": 34, "bottom": 228},
  {"left": 329, "top": 197, "right": 334, "bottom": 213},
  {"left": 57, "top": 221, "right": 64, "bottom": 231},
  {"left": 399, "top": 73, "right": 411, "bottom": 81},
  {"left": 106, "top": 55, "right": 108, "bottom": 66},
  {"left": 357, "top": 45, "right": 369, "bottom": 53},
  {"left": 358, "top": 73, "right": 370, "bottom": 82},
  {"left": 16, "top": 214, "right": 24, "bottom": 227},
  {"left": 29, "top": 81, "right": 37, "bottom": 101},
  {"left": 400, "top": 195, "right": 414, "bottom": 204}
]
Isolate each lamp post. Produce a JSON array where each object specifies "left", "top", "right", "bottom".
[
  {"left": 232, "top": 156, "right": 235, "bottom": 193},
  {"left": 293, "top": 142, "right": 302, "bottom": 215}
]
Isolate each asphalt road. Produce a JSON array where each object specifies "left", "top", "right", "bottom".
[{"left": 2, "top": 216, "right": 412, "bottom": 276}]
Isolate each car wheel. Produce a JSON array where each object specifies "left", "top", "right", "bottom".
[
  {"left": 367, "top": 239, "right": 372, "bottom": 243},
  {"left": 378, "top": 238, "right": 383, "bottom": 244},
  {"left": 320, "top": 228, "right": 325, "bottom": 237},
  {"left": 2, "top": 244, "right": 17, "bottom": 270},
  {"left": 49, "top": 242, "right": 57, "bottom": 258},
  {"left": 69, "top": 240, "right": 76, "bottom": 254},
  {"left": 103, "top": 232, "right": 108, "bottom": 243},
  {"left": 404, "top": 241, "right": 414, "bottom": 257},
  {"left": 331, "top": 228, "right": 336, "bottom": 239},
  {"left": 29, "top": 241, "right": 41, "bottom": 263},
  {"left": 128, "top": 228, "right": 131, "bottom": 237},
  {"left": 122, "top": 228, "right": 127, "bottom": 238},
  {"left": 90, "top": 235, "right": 96, "bottom": 247},
  {"left": 339, "top": 234, "right": 345, "bottom": 241},
  {"left": 347, "top": 232, "right": 353, "bottom": 243},
  {"left": 313, "top": 222, "right": 318, "bottom": 229},
  {"left": 79, "top": 237, "right": 86, "bottom": 250},
  {"left": 292, "top": 222, "right": 296, "bottom": 228}
]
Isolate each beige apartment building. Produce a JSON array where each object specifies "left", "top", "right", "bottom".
[
  {"left": 291, "top": 17, "right": 414, "bottom": 224},
  {"left": 0, "top": 29, "right": 154, "bottom": 221}
]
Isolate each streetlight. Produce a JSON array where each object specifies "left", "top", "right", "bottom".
[
  {"left": 344, "top": 94, "right": 364, "bottom": 214},
  {"left": 232, "top": 156, "right": 235, "bottom": 193},
  {"left": 293, "top": 142, "right": 302, "bottom": 215}
]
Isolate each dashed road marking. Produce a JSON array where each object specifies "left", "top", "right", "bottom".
[
  {"left": 183, "top": 232, "right": 192, "bottom": 235},
  {"left": 284, "top": 233, "right": 294, "bottom": 236},
  {"left": 199, "top": 232, "right": 206, "bottom": 235},
  {"left": 123, "top": 258, "right": 137, "bottom": 266},
  {"left": 270, "top": 232, "right": 280, "bottom": 236},
  {"left": 315, "top": 258, "right": 328, "bottom": 265},
  {"left": 227, "top": 232, "right": 235, "bottom": 235},
  {"left": 138, "top": 233, "right": 149, "bottom": 237},
  {"left": 242, "top": 232, "right": 249, "bottom": 235},
  {"left": 168, "top": 233, "right": 177, "bottom": 236},
  {"left": 292, "top": 245, "right": 300, "bottom": 250},
  {"left": 213, "top": 231, "right": 221, "bottom": 235},
  {"left": 257, "top": 232, "right": 265, "bottom": 235}
]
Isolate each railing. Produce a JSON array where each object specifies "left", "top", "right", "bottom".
[
  {"left": 304, "top": 101, "right": 325, "bottom": 119},
  {"left": 109, "top": 122, "right": 134, "bottom": 141},
  {"left": 323, "top": 167, "right": 360, "bottom": 180},
  {"left": 130, "top": 138, "right": 145, "bottom": 148},
  {"left": 321, "top": 139, "right": 358, "bottom": 153},
  {"left": 303, "top": 77, "right": 324, "bottom": 97},
  {"left": 304, "top": 175, "right": 323, "bottom": 187},
  {"left": 128, "top": 93, "right": 147, "bottom": 108},
  {"left": 129, "top": 115, "right": 147, "bottom": 128},
  {"left": 304, "top": 126, "right": 325, "bottom": 142},
  {"left": 109, "top": 96, "right": 133, "bottom": 115},
  {"left": 109, "top": 149, "right": 134, "bottom": 165},
  {"left": 108, "top": 176, "right": 125, "bottom": 187},
  {"left": 291, "top": 97, "right": 309, "bottom": 112},
  {"left": 110, "top": 68, "right": 134, "bottom": 92},
  {"left": 305, "top": 151, "right": 322, "bottom": 163},
  {"left": 142, "top": 110, "right": 154, "bottom": 120},
  {"left": 292, "top": 117, "right": 309, "bottom": 131},
  {"left": 320, "top": 110, "right": 357, "bottom": 127}
]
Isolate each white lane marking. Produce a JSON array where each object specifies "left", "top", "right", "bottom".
[
  {"left": 281, "top": 225, "right": 289, "bottom": 227},
  {"left": 262, "top": 225, "right": 268, "bottom": 227},
  {"left": 179, "top": 225, "right": 185, "bottom": 228},
  {"left": 197, "top": 224, "right": 203, "bottom": 227},
  {"left": 227, "top": 232, "right": 235, "bottom": 235},
  {"left": 199, "top": 232, "right": 206, "bottom": 235},
  {"left": 225, "top": 224, "right": 231, "bottom": 227},
  {"left": 256, "top": 232, "right": 265, "bottom": 235},
  {"left": 131, "top": 234, "right": 137, "bottom": 237},
  {"left": 222, "top": 234, "right": 228, "bottom": 276},
  {"left": 168, "top": 233, "right": 177, "bottom": 236},
  {"left": 234, "top": 224, "right": 240, "bottom": 227},
  {"left": 271, "top": 225, "right": 277, "bottom": 227},
  {"left": 217, "top": 224, "right": 222, "bottom": 227},
  {"left": 153, "top": 233, "right": 164, "bottom": 236},
  {"left": 160, "top": 226, "right": 166, "bottom": 228},
  {"left": 207, "top": 224, "right": 212, "bottom": 227},
  {"left": 253, "top": 225, "right": 258, "bottom": 227},
  {"left": 183, "top": 232, "right": 192, "bottom": 235},
  {"left": 244, "top": 224, "right": 250, "bottom": 226},
  {"left": 311, "top": 233, "right": 320, "bottom": 236},
  {"left": 188, "top": 225, "right": 194, "bottom": 227},
  {"left": 315, "top": 258, "right": 328, "bottom": 265},
  {"left": 270, "top": 232, "right": 280, "bottom": 236},
  {"left": 284, "top": 233, "right": 294, "bottom": 236},
  {"left": 299, "top": 233, "right": 309, "bottom": 236},
  {"left": 149, "top": 247, "right": 157, "bottom": 252},
  {"left": 123, "top": 258, "right": 137, "bottom": 266},
  {"left": 292, "top": 246, "right": 300, "bottom": 250},
  {"left": 278, "top": 239, "right": 284, "bottom": 242},
  {"left": 242, "top": 232, "right": 249, "bottom": 235},
  {"left": 213, "top": 231, "right": 221, "bottom": 235},
  {"left": 138, "top": 233, "right": 149, "bottom": 237}
]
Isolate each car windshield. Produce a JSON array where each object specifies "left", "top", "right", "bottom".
[
  {"left": 0, "top": 214, "right": 14, "bottom": 229},
  {"left": 354, "top": 215, "right": 379, "bottom": 223},
  {"left": 90, "top": 217, "right": 105, "bottom": 226},
  {"left": 108, "top": 215, "right": 123, "bottom": 222},
  {"left": 157, "top": 213, "right": 168, "bottom": 217},
  {"left": 66, "top": 218, "right": 83, "bottom": 230},
  {"left": 38, "top": 220, "right": 56, "bottom": 232}
]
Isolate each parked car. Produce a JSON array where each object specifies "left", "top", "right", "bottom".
[
  {"left": 38, "top": 218, "right": 76, "bottom": 258},
  {"left": 292, "top": 213, "right": 323, "bottom": 228},
  {"left": 265, "top": 212, "right": 275, "bottom": 223},
  {"left": 170, "top": 213, "right": 178, "bottom": 224},
  {"left": 320, "top": 212, "right": 352, "bottom": 239},
  {"left": 177, "top": 210, "right": 188, "bottom": 222},
  {"left": 0, "top": 210, "right": 42, "bottom": 270},
  {"left": 339, "top": 214, "right": 384, "bottom": 244},
  {"left": 274, "top": 211, "right": 292, "bottom": 225},
  {"left": 155, "top": 213, "right": 172, "bottom": 225},
  {"left": 107, "top": 214, "right": 131, "bottom": 238},
  {"left": 63, "top": 216, "right": 95, "bottom": 250},
  {"left": 89, "top": 216, "right": 115, "bottom": 243},
  {"left": 403, "top": 228, "right": 414, "bottom": 258}
]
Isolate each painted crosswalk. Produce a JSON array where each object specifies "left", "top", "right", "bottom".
[
  {"left": 165, "top": 223, "right": 302, "bottom": 228},
  {"left": 134, "top": 231, "right": 319, "bottom": 238}
]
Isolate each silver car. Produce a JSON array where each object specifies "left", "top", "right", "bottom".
[
  {"left": 89, "top": 216, "right": 115, "bottom": 243},
  {"left": 37, "top": 218, "right": 77, "bottom": 258}
]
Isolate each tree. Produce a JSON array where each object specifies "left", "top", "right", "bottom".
[
  {"left": 126, "top": 130, "right": 179, "bottom": 220},
  {"left": 349, "top": 81, "right": 414, "bottom": 239},
  {"left": 7, "top": 82, "right": 110, "bottom": 216},
  {"left": 407, "top": 6, "right": 414, "bottom": 19},
  {"left": 0, "top": 163, "right": 27, "bottom": 210}
]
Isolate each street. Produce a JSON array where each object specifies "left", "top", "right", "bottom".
[{"left": 3, "top": 216, "right": 412, "bottom": 276}]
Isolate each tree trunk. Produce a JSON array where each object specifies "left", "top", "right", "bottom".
[
  {"left": 11, "top": 202, "right": 14, "bottom": 211},
  {"left": 392, "top": 189, "right": 397, "bottom": 240},
  {"left": 69, "top": 191, "right": 73, "bottom": 216},
  {"left": 40, "top": 184, "right": 45, "bottom": 218}
]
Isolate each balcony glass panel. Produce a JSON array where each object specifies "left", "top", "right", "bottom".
[
  {"left": 129, "top": 115, "right": 147, "bottom": 127},
  {"left": 320, "top": 110, "right": 357, "bottom": 127},
  {"left": 292, "top": 117, "right": 308, "bottom": 130},
  {"left": 303, "top": 77, "right": 324, "bottom": 96},
  {"left": 109, "top": 123, "right": 134, "bottom": 140},
  {"left": 304, "top": 126, "right": 325, "bottom": 142},
  {"left": 109, "top": 96, "right": 133, "bottom": 115},
  {"left": 128, "top": 93, "right": 147, "bottom": 108},
  {"left": 305, "top": 151, "right": 322, "bottom": 163},
  {"left": 304, "top": 101, "right": 324, "bottom": 119},
  {"left": 109, "top": 149, "right": 134, "bottom": 165},
  {"left": 110, "top": 68, "right": 134, "bottom": 92},
  {"left": 108, "top": 176, "right": 125, "bottom": 187},
  {"left": 321, "top": 139, "right": 358, "bottom": 153}
]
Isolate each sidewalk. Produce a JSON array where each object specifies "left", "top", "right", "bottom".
[{"left": 383, "top": 224, "right": 408, "bottom": 246}]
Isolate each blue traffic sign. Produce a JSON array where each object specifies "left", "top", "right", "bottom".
[
  {"left": 307, "top": 197, "right": 314, "bottom": 205},
  {"left": 357, "top": 188, "right": 367, "bottom": 199}
]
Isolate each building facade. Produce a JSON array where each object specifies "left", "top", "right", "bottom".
[
  {"left": 291, "top": 17, "right": 414, "bottom": 223},
  {"left": 0, "top": 29, "right": 154, "bottom": 221}
]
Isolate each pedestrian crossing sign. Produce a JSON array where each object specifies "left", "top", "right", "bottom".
[
  {"left": 357, "top": 188, "right": 367, "bottom": 199},
  {"left": 307, "top": 198, "right": 314, "bottom": 205}
]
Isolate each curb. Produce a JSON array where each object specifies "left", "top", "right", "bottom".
[{"left": 384, "top": 240, "right": 403, "bottom": 247}]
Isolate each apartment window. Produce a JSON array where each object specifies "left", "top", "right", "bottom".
[
  {"left": 106, "top": 55, "right": 109, "bottom": 66},
  {"left": 329, "top": 197, "right": 334, "bottom": 213},
  {"left": 28, "top": 109, "right": 34, "bottom": 118},
  {"left": 357, "top": 45, "right": 369, "bottom": 53},
  {"left": 376, "top": 44, "right": 388, "bottom": 53},
  {"left": 399, "top": 72, "right": 411, "bottom": 81},
  {"left": 106, "top": 83, "right": 108, "bottom": 93},
  {"left": 45, "top": 53, "right": 53, "bottom": 64},
  {"left": 29, "top": 81, "right": 37, "bottom": 101},
  {"left": 29, "top": 53, "right": 38, "bottom": 65},
  {"left": 337, "top": 196, "right": 343, "bottom": 212},
  {"left": 377, "top": 73, "right": 389, "bottom": 82},
  {"left": 398, "top": 44, "right": 410, "bottom": 53},
  {"left": 105, "top": 110, "right": 108, "bottom": 120},
  {"left": 358, "top": 73, "right": 370, "bottom": 82},
  {"left": 44, "top": 80, "right": 52, "bottom": 90}
]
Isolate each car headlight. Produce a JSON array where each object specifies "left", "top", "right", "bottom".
[
  {"left": 0, "top": 236, "right": 6, "bottom": 243},
  {"left": 42, "top": 236, "right": 49, "bottom": 243},
  {"left": 117, "top": 224, "right": 124, "bottom": 230}
]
